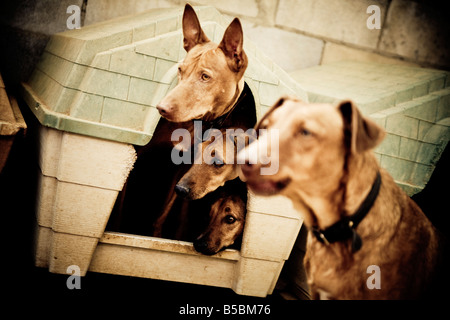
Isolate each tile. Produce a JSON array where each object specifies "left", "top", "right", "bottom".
[
  {"left": 153, "top": 58, "right": 177, "bottom": 83},
  {"left": 246, "top": 58, "right": 279, "bottom": 85},
  {"left": 412, "top": 80, "right": 429, "bottom": 99},
  {"left": 28, "top": 70, "right": 70, "bottom": 114},
  {"left": 69, "top": 92, "right": 103, "bottom": 122},
  {"left": 79, "top": 68, "right": 130, "bottom": 100},
  {"left": 394, "top": 84, "right": 414, "bottom": 105},
  {"left": 127, "top": 77, "right": 158, "bottom": 105},
  {"left": 37, "top": 52, "right": 88, "bottom": 89},
  {"left": 403, "top": 95, "right": 438, "bottom": 123},
  {"left": 102, "top": 98, "right": 148, "bottom": 130},
  {"left": 110, "top": 46, "right": 156, "bottom": 80},
  {"left": 375, "top": 133, "right": 400, "bottom": 157},
  {"left": 418, "top": 121, "right": 450, "bottom": 144},
  {"left": 432, "top": 88, "right": 450, "bottom": 121},
  {"left": 132, "top": 22, "right": 156, "bottom": 42},
  {"left": 78, "top": 30, "right": 133, "bottom": 65},
  {"left": 385, "top": 113, "right": 419, "bottom": 139},
  {"left": 155, "top": 15, "right": 178, "bottom": 36},
  {"left": 369, "top": 112, "right": 387, "bottom": 128},
  {"left": 136, "top": 33, "right": 182, "bottom": 62},
  {"left": 258, "top": 82, "right": 281, "bottom": 107},
  {"left": 399, "top": 137, "right": 437, "bottom": 164},
  {"left": 91, "top": 51, "right": 111, "bottom": 70},
  {"left": 380, "top": 155, "right": 431, "bottom": 187}
]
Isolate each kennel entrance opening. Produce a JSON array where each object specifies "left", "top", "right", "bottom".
[{"left": 106, "top": 82, "right": 257, "bottom": 241}]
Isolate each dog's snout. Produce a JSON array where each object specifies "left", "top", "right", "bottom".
[
  {"left": 240, "top": 161, "right": 257, "bottom": 174},
  {"left": 193, "top": 238, "right": 215, "bottom": 255},
  {"left": 156, "top": 103, "right": 169, "bottom": 116},
  {"left": 175, "top": 184, "right": 190, "bottom": 198},
  {"left": 193, "top": 238, "right": 207, "bottom": 251}
]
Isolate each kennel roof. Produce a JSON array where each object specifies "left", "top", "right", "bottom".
[
  {"left": 22, "top": 6, "right": 308, "bottom": 145},
  {"left": 291, "top": 61, "right": 450, "bottom": 196}
]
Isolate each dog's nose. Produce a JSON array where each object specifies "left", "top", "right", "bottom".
[
  {"left": 156, "top": 103, "right": 169, "bottom": 116},
  {"left": 175, "top": 184, "right": 190, "bottom": 198},
  {"left": 193, "top": 239, "right": 208, "bottom": 252},
  {"left": 193, "top": 239, "right": 215, "bottom": 255},
  {"left": 240, "top": 161, "right": 256, "bottom": 175}
]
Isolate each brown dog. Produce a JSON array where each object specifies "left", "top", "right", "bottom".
[
  {"left": 238, "top": 96, "right": 440, "bottom": 299},
  {"left": 175, "top": 127, "right": 252, "bottom": 200},
  {"left": 193, "top": 179, "right": 247, "bottom": 255},
  {"left": 156, "top": 4, "right": 247, "bottom": 123},
  {"left": 141, "top": 3, "right": 248, "bottom": 149}
]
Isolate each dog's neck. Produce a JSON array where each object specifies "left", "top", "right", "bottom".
[
  {"left": 342, "top": 153, "right": 380, "bottom": 218},
  {"left": 220, "top": 78, "right": 245, "bottom": 118},
  {"left": 290, "top": 153, "right": 380, "bottom": 231},
  {"left": 202, "top": 78, "right": 245, "bottom": 128}
]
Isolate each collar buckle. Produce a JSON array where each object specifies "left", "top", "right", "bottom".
[
  {"left": 309, "top": 171, "right": 381, "bottom": 253},
  {"left": 312, "top": 228, "right": 330, "bottom": 246}
]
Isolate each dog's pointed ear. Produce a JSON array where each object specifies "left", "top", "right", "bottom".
[
  {"left": 219, "top": 18, "right": 247, "bottom": 72},
  {"left": 255, "top": 96, "right": 285, "bottom": 132},
  {"left": 339, "top": 100, "right": 385, "bottom": 153},
  {"left": 182, "top": 4, "right": 210, "bottom": 52}
]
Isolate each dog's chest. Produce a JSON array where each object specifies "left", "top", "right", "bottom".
[{"left": 306, "top": 242, "right": 364, "bottom": 299}]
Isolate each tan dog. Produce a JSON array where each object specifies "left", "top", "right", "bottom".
[
  {"left": 238, "top": 96, "right": 440, "bottom": 299},
  {"left": 175, "top": 128, "right": 251, "bottom": 200},
  {"left": 143, "top": 4, "right": 247, "bottom": 149},
  {"left": 156, "top": 3, "right": 247, "bottom": 123},
  {"left": 193, "top": 179, "right": 247, "bottom": 255}
]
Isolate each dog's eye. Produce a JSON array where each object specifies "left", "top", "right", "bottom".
[
  {"left": 224, "top": 215, "right": 236, "bottom": 224},
  {"left": 300, "top": 128, "right": 312, "bottom": 137},
  {"left": 213, "top": 158, "right": 224, "bottom": 168},
  {"left": 201, "top": 73, "right": 211, "bottom": 81}
]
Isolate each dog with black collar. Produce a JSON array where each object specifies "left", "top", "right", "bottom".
[{"left": 238, "top": 96, "right": 441, "bottom": 299}]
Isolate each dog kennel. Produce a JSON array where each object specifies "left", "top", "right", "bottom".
[
  {"left": 291, "top": 61, "right": 450, "bottom": 196},
  {"left": 23, "top": 6, "right": 308, "bottom": 297},
  {"left": 1, "top": 73, "right": 26, "bottom": 173}
]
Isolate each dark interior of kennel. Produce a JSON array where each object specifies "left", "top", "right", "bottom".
[{"left": 106, "top": 82, "right": 257, "bottom": 246}]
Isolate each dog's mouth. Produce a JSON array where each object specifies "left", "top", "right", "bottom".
[{"left": 246, "top": 177, "right": 291, "bottom": 196}]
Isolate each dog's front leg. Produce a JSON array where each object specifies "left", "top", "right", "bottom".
[{"left": 152, "top": 192, "right": 178, "bottom": 237}]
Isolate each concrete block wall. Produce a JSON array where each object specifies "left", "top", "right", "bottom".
[
  {"left": 2, "top": 0, "right": 449, "bottom": 94},
  {"left": 81, "top": 0, "right": 450, "bottom": 72}
]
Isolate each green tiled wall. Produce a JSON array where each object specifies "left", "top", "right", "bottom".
[{"left": 291, "top": 61, "right": 450, "bottom": 195}]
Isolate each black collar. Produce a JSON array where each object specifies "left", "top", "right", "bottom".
[
  {"left": 310, "top": 171, "right": 381, "bottom": 253},
  {"left": 202, "top": 85, "right": 246, "bottom": 130}
]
